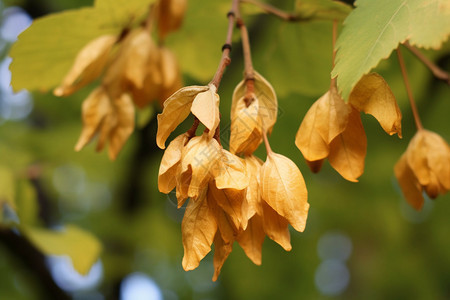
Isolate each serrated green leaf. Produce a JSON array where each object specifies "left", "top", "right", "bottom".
[
  {"left": 23, "top": 224, "right": 102, "bottom": 275},
  {"left": 295, "top": 0, "right": 352, "bottom": 21},
  {"left": 332, "top": 0, "right": 450, "bottom": 99},
  {"left": 9, "top": 0, "right": 155, "bottom": 92}
]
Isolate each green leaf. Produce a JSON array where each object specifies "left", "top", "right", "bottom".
[
  {"left": 9, "top": 0, "right": 155, "bottom": 92},
  {"left": 295, "top": 0, "right": 352, "bottom": 21},
  {"left": 332, "top": 0, "right": 450, "bottom": 99},
  {"left": 23, "top": 224, "right": 102, "bottom": 275},
  {"left": 252, "top": 21, "right": 333, "bottom": 97}
]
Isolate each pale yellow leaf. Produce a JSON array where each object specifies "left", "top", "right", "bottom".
[
  {"left": 316, "top": 87, "right": 351, "bottom": 144},
  {"left": 156, "top": 85, "right": 209, "bottom": 149},
  {"left": 232, "top": 71, "right": 278, "bottom": 133},
  {"left": 208, "top": 182, "right": 245, "bottom": 230},
  {"left": 295, "top": 99, "right": 330, "bottom": 162},
  {"left": 328, "top": 107, "right": 367, "bottom": 182},
  {"left": 182, "top": 191, "right": 217, "bottom": 271},
  {"left": 158, "top": 0, "right": 187, "bottom": 39},
  {"left": 349, "top": 73, "right": 402, "bottom": 138},
  {"left": 54, "top": 34, "right": 117, "bottom": 96},
  {"left": 107, "top": 93, "right": 135, "bottom": 160},
  {"left": 23, "top": 225, "right": 102, "bottom": 275},
  {"left": 207, "top": 192, "right": 237, "bottom": 244},
  {"left": 176, "top": 166, "right": 191, "bottom": 208},
  {"left": 181, "top": 133, "right": 222, "bottom": 198},
  {"left": 261, "top": 153, "right": 309, "bottom": 232},
  {"left": 394, "top": 154, "right": 424, "bottom": 210},
  {"left": 230, "top": 96, "right": 262, "bottom": 155},
  {"left": 241, "top": 155, "right": 263, "bottom": 229},
  {"left": 406, "top": 129, "right": 450, "bottom": 191},
  {"left": 212, "top": 231, "right": 233, "bottom": 282},
  {"left": 261, "top": 201, "right": 291, "bottom": 251},
  {"left": 158, "top": 133, "right": 189, "bottom": 193},
  {"left": 213, "top": 150, "right": 249, "bottom": 191},
  {"left": 191, "top": 84, "right": 220, "bottom": 138},
  {"left": 237, "top": 214, "right": 265, "bottom": 265}
]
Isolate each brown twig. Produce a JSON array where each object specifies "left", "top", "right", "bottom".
[
  {"left": 263, "top": 131, "right": 273, "bottom": 156},
  {"left": 236, "top": 13, "right": 255, "bottom": 106},
  {"left": 403, "top": 41, "right": 450, "bottom": 85},
  {"left": 186, "top": 117, "right": 200, "bottom": 138},
  {"left": 396, "top": 47, "right": 424, "bottom": 131},
  {"left": 240, "top": 0, "right": 299, "bottom": 21},
  {"left": 209, "top": 0, "right": 239, "bottom": 89}
]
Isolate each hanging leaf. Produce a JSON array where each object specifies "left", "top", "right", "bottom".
[
  {"left": 236, "top": 214, "right": 265, "bottom": 265},
  {"left": 212, "top": 231, "right": 233, "bottom": 282},
  {"left": 394, "top": 154, "right": 425, "bottom": 210},
  {"left": 260, "top": 153, "right": 309, "bottom": 232},
  {"left": 349, "top": 73, "right": 402, "bottom": 137},
  {"left": 261, "top": 201, "right": 291, "bottom": 251},
  {"left": 332, "top": 0, "right": 450, "bottom": 98},
  {"left": 328, "top": 107, "right": 367, "bottom": 182},
  {"left": 191, "top": 84, "right": 220, "bottom": 138},
  {"left": 156, "top": 85, "right": 209, "bottom": 149},
  {"left": 23, "top": 225, "right": 102, "bottom": 275},
  {"left": 213, "top": 150, "right": 249, "bottom": 191},
  {"left": 181, "top": 191, "right": 217, "bottom": 271},
  {"left": 158, "top": 133, "right": 188, "bottom": 193}
]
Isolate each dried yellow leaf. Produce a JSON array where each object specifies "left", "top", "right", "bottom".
[
  {"left": 191, "top": 84, "right": 220, "bottom": 138},
  {"left": 176, "top": 166, "right": 191, "bottom": 208},
  {"left": 181, "top": 133, "right": 222, "bottom": 198},
  {"left": 260, "top": 153, "right": 309, "bottom": 232},
  {"left": 394, "top": 154, "right": 425, "bottom": 210},
  {"left": 328, "top": 107, "right": 367, "bottom": 182},
  {"left": 158, "top": 133, "right": 188, "bottom": 193},
  {"left": 241, "top": 155, "right": 263, "bottom": 227},
  {"left": 54, "top": 34, "right": 117, "bottom": 97},
  {"left": 208, "top": 182, "right": 245, "bottom": 230},
  {"left": 157, "top": 0, "right": 187, "bottom": 39},
  {"left": 236, "top": 214, "right": 265, "bottom": 265},
  {"left": 182, "top": 190, "right": 217, "bottom": 271},
  {"left": 156, "top": 85, "right": 209, "bottom": 149},
  {"left": 349, "top": 73, "right": 402, "bottom": 138},
  {"left": 295, "top": 99, "right": 330, "bottom": 162},
  {"left": 212, "top": 231, "right": 233, "bottom": 282},
  {"left": 212, "top": 150, "right": 249, "bottom": 191},
  {"left": 232, "top": 71, "right": 278, "bottom": 133},
  {"left": 261, "top": 201, "right": 291, "bottom": 251},
  {"left": 158, "top": 47, "right": 183, "bottom": 106},
  {"left": 207, "top": 190, "right": 237, "bottom": 244},
  {"left": 75, "top": 87, "right": 134, "bottom": 160},
  {"left": 230, "top": 96, "right": 262, "bottom": 155}
]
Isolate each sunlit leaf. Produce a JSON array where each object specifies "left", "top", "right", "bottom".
[
  {"left": 237, "top": 214, "right": 265, "bottom": 265},
  {"left": 213, "top": 150, "right": 249, "bottom": 191},
  {"left": 241, "top": 156, "right": 263, "bottom": 227},
  {"left": 230, "top": 97, "right": 262, "bottom": 155},
  {"left": 261, "top": 153, "right": 309, "bottom": 232},
  {"left": 349, "top": 73, "right": 402, "bottom": 137},
  {"left": 158, "top": 133, "right": 188, "bottom": 193},
  {"left": 261, "top": 201, "right": 291, "bottom": 251},
  {"left": 156, "top": 85, "right": 209, "bottom": 149},
  {"left": 23, "top": 225, "right": 102, "bottom": 275},
  {"left": 328, "top": 107, "right": 367, "bottom": 182},
  {"left": 332, "top": 0, "right": 450, "bottom": 98},
  {"left": 191, "top": 84, "right": 220, "bottom": 138},
  {"left": 182, "top": 191, "right": 217, "bottom": 271},
  {"left": 212, "top": 231, "right": 233, "bottom": 282},
  {"left": 394, "top": 154, "right": 424, "bottom": 210},
  {"left": 208, "top": 182, "right": 245, "bottom": 230}
]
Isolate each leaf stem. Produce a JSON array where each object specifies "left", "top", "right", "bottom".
[
  {"left": 396, "top": 47, "right": 423, "bottom": 131},
  {"left": 209, "top": 0, "right": 239, "bottom": 89},
  {"left": 186, "top": 117, "right": 200, "bottom": 138},
  {"left": 240, "top": 0, "right": 299, "bottom": 21},
  {"left": 235, "top": 7, "right": 255, "bottom": 106},
  {"left": 263, "top": 131, "right": 273, "bottom": 156},
  {"left": 403, "top": 42, "right": 450, "bottom": 85}
]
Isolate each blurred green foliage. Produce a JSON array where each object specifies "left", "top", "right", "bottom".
[{"left": 1, "top": 0, "right": 450, "bottom": 299}]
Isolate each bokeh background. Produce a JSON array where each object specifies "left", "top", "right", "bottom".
[{"left": 1, "top": 0, "right": 450, "bottom": 299}]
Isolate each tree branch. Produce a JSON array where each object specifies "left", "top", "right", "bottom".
[{"left": 240, "top": 0, "right": 299, "bottom": 21}]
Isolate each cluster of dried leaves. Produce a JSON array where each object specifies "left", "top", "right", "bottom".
[
  {"left": 54, "top": 0, "right": 186, "bottom": 159},
  {"left": 157, "top": 73, "right": 309, "bottom": 280}
]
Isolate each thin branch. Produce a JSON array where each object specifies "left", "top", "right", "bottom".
[
  {"left": 236, "top": 10, "right": 255, "bottom": 106},
  {"left": 240, "top": 0, "right": 299, "bottom": 21},
  {"left": 396, "top": 48, "right": 424, "bottom": 131},
  {"left": 403, "top": 41, "right": 450, "bottom": 85},
  {"left": 186, "top": 117, "right": 200, "bottom": 138},
  {"left": 209, "top": 0, "right": 239, "bottom": 89}
]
